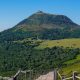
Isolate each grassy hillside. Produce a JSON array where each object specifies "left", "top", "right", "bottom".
[
  {"left": 60, "top": 62, "right": 80, "bottom": 77},
  {"left": 36, "top": 38, "right": 80, "bottom": 49},
  {"left": 59, "top": 53, "right": 80, "bottom": 77},
  {"left": 64, "top": 54, "right": 80, "bottom": 65}
]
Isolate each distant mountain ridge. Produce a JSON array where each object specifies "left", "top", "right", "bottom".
[{"left": 0, "top": 11, "right": 80, "bottom": 41}]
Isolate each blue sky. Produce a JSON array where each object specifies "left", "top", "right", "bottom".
[{"left": 0, "top": 0, "right": 80, "bottom": 32}]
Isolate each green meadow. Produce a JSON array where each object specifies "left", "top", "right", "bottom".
[
  {"left": 36, "top": 38, "right": 80, "bottom": 49},
  {"left": 59, "top": 54, "right": 80, "bottom": 77}
]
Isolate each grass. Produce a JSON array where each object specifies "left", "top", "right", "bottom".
[
  {"left": 64, "top": 54, "right": 80, "bottom": 65},
  {"left": 0, "top": 71, "right": 16, "bottom": 77},
  {"left": 36, "top": 38, "right": 80, "bottom": 49},
  {"left": 59, "top": 54, "right": 80, "bottom": 77},
  {"left": 60, "top": 62, "right": 80, "bottom": 77}
]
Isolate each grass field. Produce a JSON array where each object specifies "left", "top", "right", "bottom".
[
  {"left": 59, "top": 62, "right": 80, "bottom": 77},
  {"left": 64, "top": 54, "right": 80, "bottom": 65},
  {"left": 36, "top": 38, "right": 80, "bottom": 49},
  {"left": 59, "top": 54, "right": 80, "bottom": 77}
]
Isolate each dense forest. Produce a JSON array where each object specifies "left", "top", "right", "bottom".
[
  {"left": 0, "top": 40, "right": 80, "bottom": 76},
  {"left": 0, "top": 28, "right": 80, "bottom": 42},
  {"left": 0, "top": 11, "right": 80, "bottom": 78}
]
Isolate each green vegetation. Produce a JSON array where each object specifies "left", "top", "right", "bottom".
[
  {"left": 60, "top": 62, "right": 80, "bottom": 77},
  {"left": 64, "top": 54, "right": 80, "bottom": 65},
  {"left": 0, "top": 40, "right": 80, "bottom": 77},
  {"left": 0, "top": 11, "right": 80, "bottom": 42},
  {"left": 36, "top": 38, "right": 80, "bottom": 49},
  {"left": 59, "top": 51, "right": 80, "bottom": 77},
  {"left": 0, "top": 11, "right": 80, "bottom": 78}
]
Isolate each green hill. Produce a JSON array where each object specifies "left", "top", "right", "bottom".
[
  {"left": 0, "top": 11, "right": 80, "bottom": 79},
  {"left": 0, "top": 11, "right": 80, "bottom": 42}
]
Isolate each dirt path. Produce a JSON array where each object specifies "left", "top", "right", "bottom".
[{"left": 36, "top": 71, "right": 54, "bottom": 80}]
